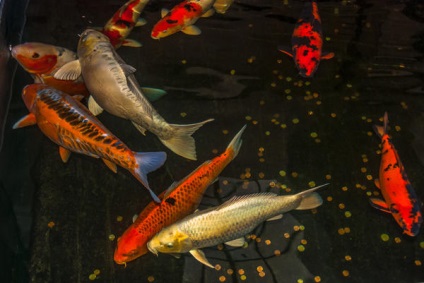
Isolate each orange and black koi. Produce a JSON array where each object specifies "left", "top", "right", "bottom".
[
  {"left": 279, "top": 0, "right": 334, "bottom": 78},
  {"left": 13, "top": 84, "right": 166, "bottom": 203},
  {"left": 102, "top": 0, "right": 150, "bottom": 48},
  {"left": 370, "top": 112, "right": 422, "bottom": 236}
]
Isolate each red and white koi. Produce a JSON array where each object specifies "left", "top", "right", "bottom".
[
  {"left": 370, "top": 112, "right": 422, "bottom": 236},
  {"left": 13, "top": 84, "right": 166, "bottom": 203},
  {"left": 102, "top": 0, "right": 150, "bottom": 48},
  {"left": 279, "top": 0, "right": 334, "bottom": 78},
  {"left": 151, "top": 0, "right": 215, "bottom": 39}
]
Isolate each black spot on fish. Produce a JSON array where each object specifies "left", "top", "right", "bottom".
[
  {"left": 303, "top": 49, "right": 309, "bottom": 56},
  {"left": 165, "top": 197, "right": 176, "bottom": 206},
  {"left": 166, "top": 19, "right": 178, "bottom": 24},
  {"left": 384, "top": 164, "right": 393, "bottom": 172},
  {"left": 115, "top": 19, "right": 131, "bottom": 28},
  {"left": 184, "top": 4, "right": 197, "bottom": 12},
  {"left": 103, "top": 138, "right": 112, "bottom": 144}
]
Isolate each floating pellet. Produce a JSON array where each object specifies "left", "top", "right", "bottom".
[
  {"left": 147, "top": 275, "right": 155, "bottom": 282},
  {"left": 381, "top": 234, "right": 390, "bottom": 241},
  {"left": 279, "top": 170, "right": 286, "bottom": 177},
  {"left": 89, "top": 274, "right": 96, "bottom": 280},
  {"left": 47, "top": 221, "right": 55, "bottom": 228},
  {"left": 345, "top": 255, "right": 352, "bottom": 261},
  {"left": 109, "top": 234, "right": 116, "bottom": 241},
  {"left": 116, "top": 216, "right": 123, "bottom": 222},
  {"left": 314, "top": 276, "right": 321, "bottom": 282},
  {"left": 219, "top": 276, "right": 226, "bottom": 282},
  {"left": 342, "top": 270, "right": 349, "bottom": 277}
]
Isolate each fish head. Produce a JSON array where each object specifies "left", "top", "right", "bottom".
[
  {"left": 113, "top": 228, "right": 149, "bottom": 264},
  {"left": 11, "top": 42, "right": 76, "bottom": 76},
  {"left": 78, "top": 29, "right": 111, "bottom": 56},
  {"left": 21, "top": 84, "right": 45, "bottom": 111},
  {"left": 147, "top": 225, "right": 191, "bottom": 255},
  {"left": 151, "top": 16, "right": 182, "bottom": 39},
  {"left": 293, "top": 46, "right": 320, "bottom": 78}
]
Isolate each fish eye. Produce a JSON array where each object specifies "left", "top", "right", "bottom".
[
  {"left": 165, "top": 243, "right": 174, "bottom": 248},
  {"left": 32, "top": 52, "right": 40, "bottom": 59}
]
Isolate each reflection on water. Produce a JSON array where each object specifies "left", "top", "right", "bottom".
[{"left": 0, "top": 0, "right": 424, "bottom": 282}]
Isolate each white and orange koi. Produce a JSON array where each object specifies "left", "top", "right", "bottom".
[
  {"left": 13, "top": 84, "right": 166, "bottom": 203},
  {"left": 370, "top": 112, "right": 422, "bottom": 236}
]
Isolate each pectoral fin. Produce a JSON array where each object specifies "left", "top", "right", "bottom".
[
  {"left": 374, "top": 179, "right": 381, "bottom": 189},
  {"left": 189, "top": 249, "right": 214, "bottom": 268},
  {"left": 182, "top": 25, "right": 201, "bottom": 36},
  {"left": 369, "top": 198, "right": 391, "bottom": 213},
  {"left": 201, "top": 9, "right": 215, "bottom": 17},
  {"left": 88, "top": 96, "right": 104, "bottom": 116},
  {"left": 59, "top": 147, "right": 71, "bottom": 163},
  {"left": 161, "top": 9, "right": 169, "bottom": 18},
  {"left": 12, "top": 113, "right": 37, "bottom": 129},
  {"left": 278, "top": 46, "right": 293, "bottom": 57},
  {"left": 122, "top": 39, "right": 143, "bottom": 48},
  {"left": 141, "top": 87, "right": 167, "bottom": 102},
  {"left": 131, "top": 122, "right": 147, "bottom": 135},
  {"left": 136, "top": 18, "right": 147, "bottom": 27},
  {"left": 266, "top": 214, "right": 283, "bottom": 221},
  {"left": 102, "top": 158, "right": 118, "bottom": 173},
  {"left": 225, "top": 237, "right": 245, "bottom": 247},
  {"left": 54, "top": 60, "right": 82, "bottom": 81},
  {"left": 120, "top": 64, "right": 137, "bottom": 76},
  {"left": 321, "top": 52, "right": 335, "bottom": 60}
]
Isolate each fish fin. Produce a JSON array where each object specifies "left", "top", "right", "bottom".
[
  {"left": 132, "top": 214, "right": 138, "bottom": 223},
  {"left": 164, "top": 181, "right": 179, "bottom": 198},
  {"left": 225, "top": 237, "right": 245, "bottom": 247},
  {"left": 170, "top": 253, "right": 181, "bottom": 259},
  {"left": 59, "top": 147, "right": 71, "bottom": 163},
  {"left": 201, "top": 8, "right": 215, "bottom": 18},
  {"left": 141, "top": 87, "right": 167, "bottom": 102},
  {"left": 374, "top": 179, "right": 381, "bottom": 189},
  {"left": 102, "top": 158, "right": 118, "bottom": 173},
  {"left": 122, "top": 39, "right": 143, "bottom": 48},
  {"left": 182, "top": 25, "right": 201, "bottom": 36},
  {"left": 225, "top": 125, "right": 246, "bottom": 159},
  {"left": 88, "top": 96, "right": 104, "bottom": 116},
  {"left": 278, "top": 46, "right": 293, "bottom": 57},
  {"left": 132, "top": 151, "right": 167, "bottom": 203},
  {"left": 295, "top": 183, "right": 329, "bottom": 210},
  {"left": 12, "top": 114, "right": 37, "bottom": 129},
  {"left": 131, "top": 122, "right": 147, "bottom": 135},
  {"left": 161, "top": 119, "right": 214, "bottom": 160},
  {"left": 373, "top": 112, "right": 389, "bottom": 138},
  {"left": 369, "top": 198, "right": 391, "bottom": 213},
  {"left": 72, "top": 95, "right": 85, "bottom": 102},
  {"left": 189, "top": 249, "right": 214, "bottom": 268},
  {"left": 120, "top": 64, "right": 137, "bottom": 76},
  {"left": 136, "top": 18, "right": 147, "bottom": 27},
  {"left": 54, "top": 60, "right": 81, "bottom": 81},
  {"left": 161, "top": 8, "right": 169, "bottom": 18},
  {"left": 266, "top": 214, "right": 283, "bottom": 221},
  {"left": 321, "top": 52, "right": 335, "bottom": 60}
]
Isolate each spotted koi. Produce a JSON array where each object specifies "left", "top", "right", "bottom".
[
  {"left": 13, "top": 84, "right": 166, "bottom": 203},
  {"left": 370, "top": 112, "right": 422, "bottom": 236},
  {"left": 279, "top": 0, "right": 334, "bottom": 78},
  {"left": 102, "top": 0, "right": 150, "bottom": 48},
  {"left": 113, "top": 125, "right": 246, "bottom": 265},
  {"left": 151, "top": 0, "right": 215, "bottom": 39}
]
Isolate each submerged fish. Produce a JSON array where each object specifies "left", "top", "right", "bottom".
[
  {"left": 212, "top": 0, "right": 234, "bottom": 14},
  {"left": 54, "top": 29, "right": 213, "bottom": 160},
  {"left": 102, "top": 0, "right": 150, "bottom": 48},
  {"left": 11, "top": 42, "right": 90, "bottom": 97},
  {"left": 151, "top": 0, "right": 215, "bottom": 39},
  {"left": 279, "top": 0, "right": 334, "bottom": 78},
  {"left": 370, "top": 112, "right": 422, "bottom": 236},
  {"left": 147, "top": 184, "right": 327, "bottom": 268},
  {"left": 114, "top": 125, "right": 246, "bottom": 265},
  {"left": 13, "top": 84, "right": 166, "bottom": 203}
]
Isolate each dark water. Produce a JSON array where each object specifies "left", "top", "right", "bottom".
[{"left": 1, "top": 0, "right": 424, "bottom": 282}]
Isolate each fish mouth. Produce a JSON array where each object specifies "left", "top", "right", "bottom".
[{"left": 147, "top": 241, "right": 158, "bottom": 256}]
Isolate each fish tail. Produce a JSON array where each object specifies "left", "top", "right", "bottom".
[
  {"left": 133, "top": 151, "right": 167, "bottom": 203},
  {"left": 225, "top": 125, "right": 246, "bottom": 159},
  {"left": 161, "top": 118, "right": 214, "bottom": 160},
  {"left": 372, "top": 112, "right": 389, "bottom": 138},
  {"left": 295, "top": 183, "right": 328, "bottom": 210}
]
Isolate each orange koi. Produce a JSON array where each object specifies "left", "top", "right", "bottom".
[
  {"left": 13, "top": 84, "right": 166, "bottom": 203},
  {"left": 370, "top": 112, "right": 422, "bottom": 236},
  {"left": 102, "top": 0, "right": 150, "bottom": 48},
  {"left": 113, "top": 125, "right": 246, "bottom": 265},
  {"left": 279, "top": 0, "right": 334, "bottom": 78},
  {"left": 11, "top": 42, "right": 90, "bottom": 97},
  {"left": 151, "top": 0, "right": 215, "bottom": 39}
]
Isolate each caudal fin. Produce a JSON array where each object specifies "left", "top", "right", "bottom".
[
  {"left": 225, "top": 125, "right": 246, "bottom": 160},
  {"left": 133, "top": 151, "right": 167, "bottom": 203},
  {"left": 295, "top": 183, "right": 329, "bottom": 210},
  {"left": 160, "top": 119, "right": 214, "bottom": 160},
  {"left": 372, "top": 112, "right": 389, "bottom": 138}
]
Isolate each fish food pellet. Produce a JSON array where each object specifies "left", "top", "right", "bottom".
[
  {"left": 314, "top": 276, "right": 321, "bottom": 282},
  {"left": 342, "top": 270, "right": 349, "bottom": 277},
  {"left": 93, "top": 269, "right": 100, "bottom": 275},
  {"left": 381, "top": 234, "right": 390, "bottom": 241},
  {"left": 415, "top": 260, "right": 422, "bottom": 266},
  {"left": 109, "top": 234, "right": 115, "bottom": 241},
  {"left": 116, "top": 216, "right": 123, "bottom": 222},
  {"left": 297, "top": 245, "right": 305, "bottom": 252},
  {"left": 420, "top": 242, "right": 424, "bottom": 249},
  {"left": 147, "top": 276, "right": 155, "bottom": 282},
  {"left": 47, "top": 221, "right": 55, "bottom": 228},
  {"left": 219, "top": 276, "right": 226, "bottom": 282},
  {"left": 89, "top": 274, "right": 96, "bottom": 280}
]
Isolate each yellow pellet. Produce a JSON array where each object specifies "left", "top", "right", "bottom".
[
  {"left": 147, "top": 275, "right": 155, "bottom": 282},
  {"left": 292, "top": 118, "right": 299, "bottom": 124},
  {"left": 93, "top": 269, "right": 100, "bottom": 275},
  {"left": 219, "top": 275, "right": 226, "bottom": 282},
  {"left": 342, "top": 270, "right": 349, "bottom": 277},
  {"left": 116, "top": 216, "right": 123, "bottom": 222},
  {"left": 415, "top": 260, "right": 422, "bottom": 266},
  {"left": 345, "top": 255, "right": 352, "bottom": 261},
  {"left": 381, "top": 234, "right": 390, "bottom": 241},
  {"left": 314, "top": 276, "right": 321, "bottom": 282},
  {"left": 89, "top": 274, "right": 96, "bottom": 280},
  {"left": 109, "top": 234, "right": 116, "bottom": 241},
  {"left": 310, "top": 132, "right": 318, "bottom": 138},
  {"left": 230, "top": 69, "right": 236, "bottom": 75}
]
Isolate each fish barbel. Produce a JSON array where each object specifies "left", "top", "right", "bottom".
[{"left": 147, "top": 183, "right": 327, "bottom": 268}]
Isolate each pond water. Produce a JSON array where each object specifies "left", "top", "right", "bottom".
[{"left": 1, "top": 0, "right": 424, "bottom": 282}]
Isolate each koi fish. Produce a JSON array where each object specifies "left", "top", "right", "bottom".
[
  {"left": 212, "top": 0, "right": 234, "bottom": 14},
  {"left": 370, "top": 112, "right": 422, "bottom": 236},
  {"left": 114, "top": 125, "right": 246, "bottom": 265},
  {"left": 11, "top": 42, "right": 90, "bottom": 97},
  {"left": 147, "top": 184, "right": 327, "bottom": 268},
  {"left": 102, "top": 0, "right": 150, "bottom": 48},
  {"left": 151, "top": 0, "right": 215, "bottom": 39},
  {"left": 54, "top": 29, "right": 213, "bottom": 160},
  {"left": 13, "top": 84, "right": 166, "bottom": 203},
  {"left": 279, "top": 0, "right": 334, "bottom": 78}
]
